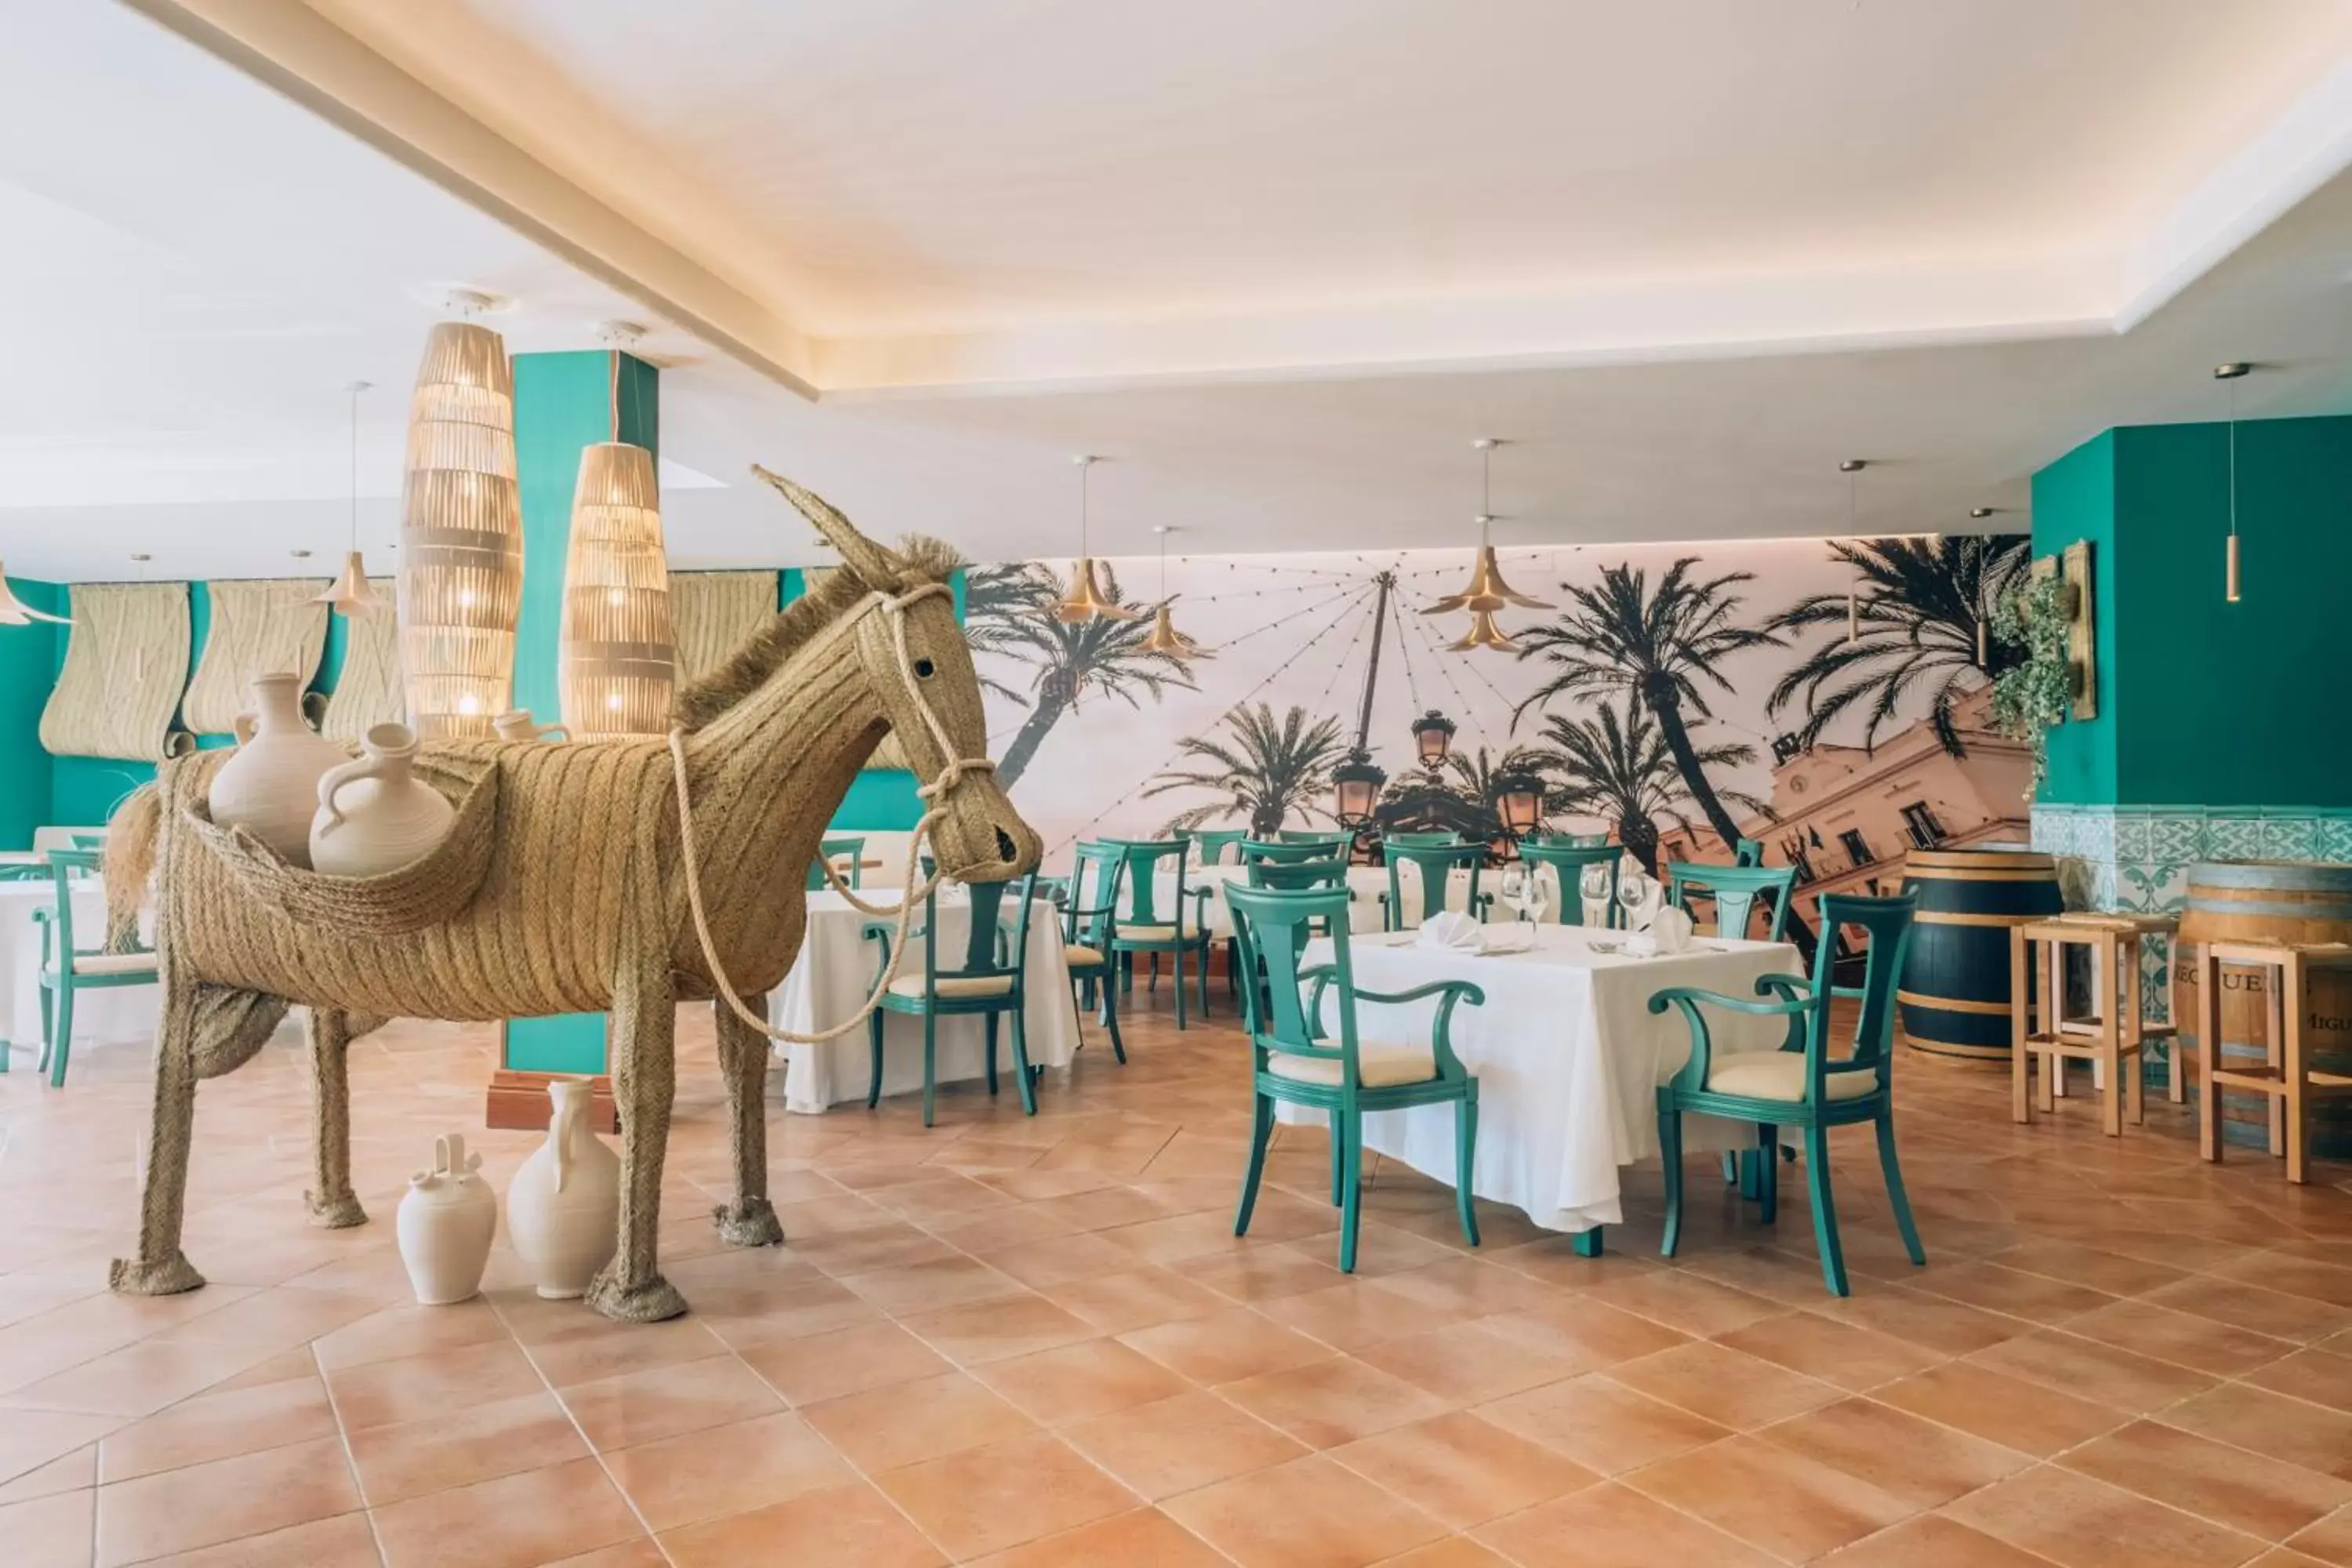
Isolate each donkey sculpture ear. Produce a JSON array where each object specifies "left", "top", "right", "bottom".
[{"left": 750, "top": 465, "right": 908, "bottom": 590}]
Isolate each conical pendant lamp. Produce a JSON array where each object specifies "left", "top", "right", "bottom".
[
  {"left": 1138, "top": 525, "right": 1209, "bottom": 658},
  {"left": 1840, "top": 459, "right": 1866, "bottom": 645},
  {"left": 314, "top": 380, "right": 385, "bottom": 617},
  {"left": 0, "top": 561, "right": 71, "bottom": 626},
  {"left": 2217, "top": 361, "right": 2251, "bottom": 604},
  {"left": 1446, "top": 608, "right": 1520, "bottom": 652},
  {"left": 1051, "top": 456, "right": 1142, "bottom": 624},
  {"left": 1425, "top": 439, "right": 1551, "bottom": 631}
]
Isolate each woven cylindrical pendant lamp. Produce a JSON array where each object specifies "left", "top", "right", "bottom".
[
  {"left": 397, "top": 318, "right": 521, "bottom": 738},
  {"left": 559, "top": 440, "right": 674, "bottom": 735}
]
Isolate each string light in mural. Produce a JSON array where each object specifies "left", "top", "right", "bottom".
[
  {"left": 2216, "top": 361, "right": 2252, "bottom": 604},
  {"left": 1840, "top": 459, "right": 1867, "bottom": 645},
  {"left": 1138, "top": 524, "right": 1210, "bottom": 659},
  {"left": 1051, "top": 456, "right": 1142, "bottom": 624},
  {"left": 313, "top": 380, "right": 385, "bottom": 617},
  {"left": 1424, "top": 437, "right": 1552, "bottom": 652}
]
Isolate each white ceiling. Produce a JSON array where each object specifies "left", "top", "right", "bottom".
[{"left": 5, "top": 0, "right": 2352, "bottom": 579}]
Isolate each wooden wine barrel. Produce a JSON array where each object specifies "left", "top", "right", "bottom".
[
  {"left": 1897, "top": 849, "right": 2063, "bottom": 1060},
  {"left": 2176, "top": 860, "right": 2352, "bottom": 1157}
]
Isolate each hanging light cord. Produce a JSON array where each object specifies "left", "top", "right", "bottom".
[
  {"left": 1480, "top": 443, "right": 1493, "bottom": 547},
  {"left": 2227, "top": 377, "right": 2239, "bottom": 543},
  {"left": 347, "top": 384, "right": 361, "bottom": 550}
]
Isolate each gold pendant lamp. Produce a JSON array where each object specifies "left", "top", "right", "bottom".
[
  {"left": 0, "top": 564, "right": 71, "bottom": 626},
  {"left": 314, "top": 380, "right": 385, "bottom": 617},
  {"left": 1425, "top": 438, "right": 1550, "bottom": 650},
  {"left": 2217, "top": 361, "right": 2251, "bottom": 604},
  {"left": 1969, "top": 506, "right": 1994, "bottom": 667},
  {"left": 559, "top": 328, "right": 675, "bottom": 736},
  {"left": 1138, "top": 525, "right": 1208, "bottom": 658},
  {"left": 397, "top": 292, "right": 522, "bottom": 737},
  {"left": 1051, "top": 455, "right": 1142, "bottom": 624}
]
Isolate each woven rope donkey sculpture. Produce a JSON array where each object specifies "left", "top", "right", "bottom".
[{"left": 103, "top": 471, "right": 1041, "bottom": 1323}]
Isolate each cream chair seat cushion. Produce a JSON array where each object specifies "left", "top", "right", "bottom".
[
  {"left": 1705, "top": 1051, "right": 1875, "bottom": 1102},
  {"left": 1065, "top": 945, "right": 1107, "bottom": 968},
  {"left": 887, "top": 973, "right": 1014, "bottom": 1000},
  {"left": 67, "top": 952, "right": 158, "bottom": 978},
  {"left": 1267, "top": 1044, "right": 1439, "bottom": 1089},
  {"left": 1119, "top": 921, "right": 1206, "bottom": 942}
]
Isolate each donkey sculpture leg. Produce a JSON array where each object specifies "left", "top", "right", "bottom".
[
  {"left": 303, "top": 1007, "right": 367, "bottom": 1229},
  {"left": 586, "top": 941, "right": 690, "bottom": 1323},
  {"left": 710, "top": 992, "right": 785, "bottom": 1247},
  {"left": 110, "top": 975, "right": 208, "bottom": 1296}
]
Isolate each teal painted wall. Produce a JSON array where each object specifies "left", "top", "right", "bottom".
[
  {"left": 2029, "top": 431, "right": 2118, "bottom": 807},
  {"left": 511, "top": 350, "right": 658, "bottom": 728},
  {"left": 0, "top": 580, "right": 67, "bottom": 848},
  {"left": 2033, "top": 414, "right": 2352, "bottom": 811}
]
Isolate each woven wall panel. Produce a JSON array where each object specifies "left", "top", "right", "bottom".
[
  {"left": 182, "top": 579, "right": 330, "bottom": 735},
  {"left": 671, "top": 570, "right": 779, "bottom": 688},
  {"left": 800, "top": 566, "right": 907, "bottom": 770},
  {"left": 40, "top": 582, "right": 194, "bottom": 760},
  {"left": 323, "top": 582, "right": 405, "bottom": 742}
]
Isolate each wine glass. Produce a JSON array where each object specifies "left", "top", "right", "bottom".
[{"left": 1498, "top": 863, "right": 1530, "bottom": 924}]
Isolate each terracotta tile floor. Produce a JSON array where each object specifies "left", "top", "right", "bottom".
[{"left": 5, "top": 985, "right": 2352, "bottom": 1566}]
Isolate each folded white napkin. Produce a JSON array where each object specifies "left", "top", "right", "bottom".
[
  {"left": 1626, "top": 905, "right": 1697, "bottom": 956},
  {"left": 1415, "top": 910, "right": 1486, "bottom": 953}
]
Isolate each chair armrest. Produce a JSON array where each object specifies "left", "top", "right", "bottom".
[
  {"left": 1648, "top": 984, "right": 1809, "bottom": 1091},
  {"left": 1353, "top": 979, "right": 1486, "bottom": 1079}
]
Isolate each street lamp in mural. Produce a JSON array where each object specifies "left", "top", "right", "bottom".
[
  {"left": 1332, "top": 750, "right": 1387, "bottom": 829},
  {"left": 1493, "top": 767, "right": 1547, "bottom": 841},
  {"left": 1412, "top": 710, "right": 1457, "bottom": 770}
]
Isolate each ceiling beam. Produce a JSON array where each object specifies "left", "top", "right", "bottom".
[{"left": 117, "top": 0, "right": 821, "bottom": 399}]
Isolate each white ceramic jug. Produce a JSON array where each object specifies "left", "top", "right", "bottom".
[
  {"left": 492, "top": 708, "right": 569, "bottom": 743},
  {"left": 310, "top": 722, "right": 456, "bottom": 877},
  {"left": 505, "top": 1080, "right": 619, "bottom": 1300},
  {"left": 208, "top": 673, "right": 347, "bottom": 868},
  {"left": 395, "top": 1133, "right": 498, "bottom": 1306}
]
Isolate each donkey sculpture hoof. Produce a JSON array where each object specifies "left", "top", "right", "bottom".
[
  {"left": 712, "top": 1198, "right": 784, "bottom": 1247},
  {"left": 585, "top": 1271, "right": 690, "bottom": 1323},
  {"left": 305, "top": 1189, "right": 368, "bottom": 1229},
  {"left": 108, "top": 1250, "right": 206, "bottom": 1297}
]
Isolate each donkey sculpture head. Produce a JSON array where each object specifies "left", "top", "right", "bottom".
[{"left": 749, "top": 466, "right": 1042, "bottom": 884}]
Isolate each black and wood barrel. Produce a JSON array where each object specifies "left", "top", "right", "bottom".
[
  {"left": 1897, "top": 849, "right": 2064, "bottom": 1060},
  {"left": 2176, "top": 859, "right": 2352, "bottom": 1157}
]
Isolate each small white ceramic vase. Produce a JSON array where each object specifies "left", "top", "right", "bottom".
[
  {"left": 506, "top": 1080, "right": 619, "bottom": 1300},
  {"left": 492, "top": 708, "right": 569, "bottom": 742},
  {"left": 310, "top": 722, "right": 456, "bottom": 877},
  {"left": 395, "top": 1133, "right": 498, "bottom": 1305},
  {"left": 208, "top": 673, "right": 348, "bottom": 868}
]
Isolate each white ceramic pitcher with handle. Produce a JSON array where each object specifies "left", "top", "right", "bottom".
[
  {"left": 309, "top": 721, "right": 456, "bottom": 877},
  {"left": 492, "top": 708, "right": 569, "bottom": 742},
  {"left": 209, "top": 672, "right": 347, "bottom": 867}
]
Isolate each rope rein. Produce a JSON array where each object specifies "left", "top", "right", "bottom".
[{"left": 668, "top": 583, "right": 1007, "bottom": 1046}]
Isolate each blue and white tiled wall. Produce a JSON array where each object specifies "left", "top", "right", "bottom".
[{"left": 2031, "top": 804, "right": 2352, "bottom": 1028}]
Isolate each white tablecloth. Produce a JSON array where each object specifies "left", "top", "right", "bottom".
[
  {"left": 1158, "top": 862, "right": 1610, "bottom": 938},
  {"left": 771, "top": 889, "right": 1080, "bottom": 1113},
  {"left": 0, "top": 883, "right": 159, "bottom": 1057},
  {"left": 1280, "top": 924, "right": 1802, "bottom": 1233}
]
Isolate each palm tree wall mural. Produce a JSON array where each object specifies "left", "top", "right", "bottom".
[
  {"left": 1766, "top": 535, "right": 2031, "bottom": 757},
  {"left": 1143, "top": 702, "right": 1347, "bottom": 836},
  {"left": 961, "top": 559, "right": 1196, "bottom": 789},
  {"left": 953, "top": 539, "right": 2030, "bottom": 888},
  {"left": 1534, "top": 702, "right": 1763, "bottom": 876}
]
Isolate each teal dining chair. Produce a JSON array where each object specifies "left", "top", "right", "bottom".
[
  {"left": 1666, "top": 862, "right": 1800, "bottom": 942},
  {"left": 34, "top": 848, "right": 158, "bottom": 1087},
  {"left": 1103, "top": 840, "right": 1215, "bottom": 1028},
  {"left": 1224, "top": 883, "right": 1486, "bottom": 1273},
  {"left": 1240, "top": 837, "right": 1345, "bottom": 866},
  {"left": 1057, "top": 844, "right": 1129, "bottom": 1063},
  {"left": 1384, "top": 830, "right": 1461, "bottom": 849},
  {"left": 863, "top": 873, "right": 1041, "bottom": 1126},
  {"left": 1734, "top": 837, "right": 1767, "bottom": 868},
  {"left": 1380, "top": 840, "right": 1489, "bottom": 932},
  {"left": 1518, "top": 841, "right": 1623, "bottom": 928},
  {"left": 809, "top": 834, "right": 868, "bottom": 891},
  {"left": 1188, "top": 829, "right": 1250, "bottom": 866},
  {"left": 1648, "top": 892, "right": 1925, "bottom": 1296}
]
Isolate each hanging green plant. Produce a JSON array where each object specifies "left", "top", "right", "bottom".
[{"left": 1989, "top": 573, "right": 2074, "bottom": 793}]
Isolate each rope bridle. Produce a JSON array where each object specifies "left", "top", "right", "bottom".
[{"left": 668, "top": 580, "right": 1007, "bottom": 1044}]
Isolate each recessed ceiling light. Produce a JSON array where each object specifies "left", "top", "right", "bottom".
[{"left": 1969, "top": 506, "right": 1995, "bottom": 519}]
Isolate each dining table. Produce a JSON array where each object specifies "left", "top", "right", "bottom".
[
  {"left": 1155, "top": 861, "right": 1607, "bottom": 938},
  {"left": 769, "top": 887, "right": 1081, "bottom": 1113},
  {"left": 1281, "top": 921, "right": 1803, "bottom": 1243}
]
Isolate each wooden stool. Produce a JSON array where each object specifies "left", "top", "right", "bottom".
[
  {"left": 2011, "top": 915, "right": 2176, "bottom": 1136},
  {"left": 2194, "top": 939, "right": 2352, "bottom": 1184}
]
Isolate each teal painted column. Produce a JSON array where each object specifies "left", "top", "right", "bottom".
[{"left": 503, "top": 349, "right": 658, "bottom": 1076}]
